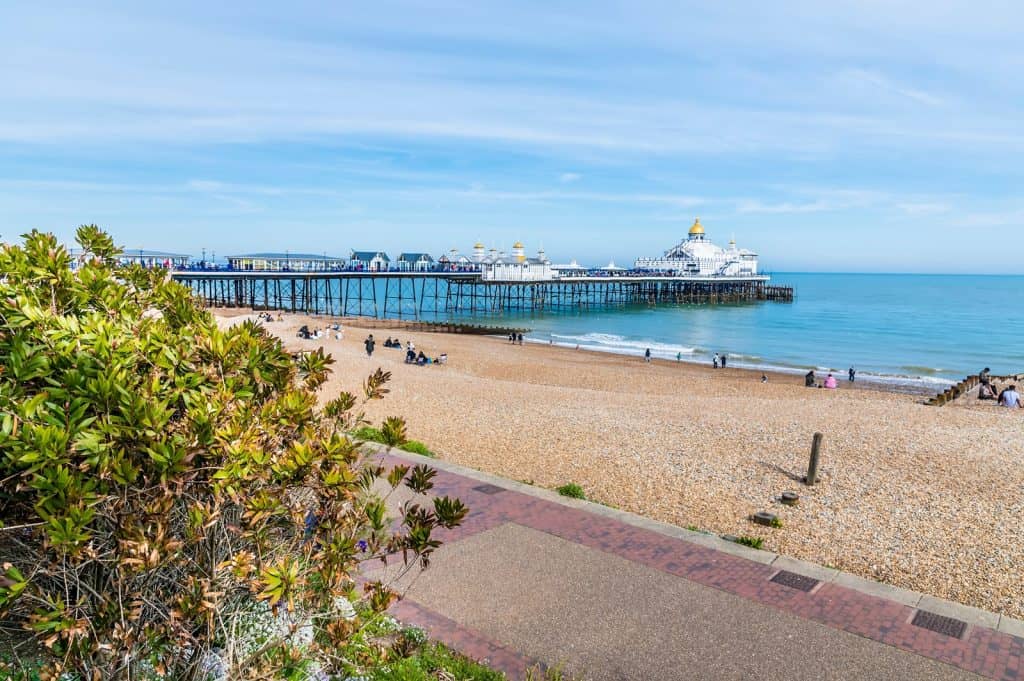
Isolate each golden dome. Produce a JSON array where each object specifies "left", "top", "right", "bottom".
[
  {"left": 688, "top": 218, "right": 705, "bottom": 235},
  {"left": 474, "top": 242, "right": 485, "bottom": 249},
  {"left": 513, "top": 241, "right": 524, "bottom": 249}
]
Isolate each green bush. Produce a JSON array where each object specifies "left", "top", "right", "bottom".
[
  {"left": 0, "top": 227, "right": 468, "bottom": 681},
  {"left": 556, "top": 483, "right": 586, "bottom": 499},
  {"left": 353, "top": 425, "right": 386, "bottom": 443},
  {"left": 734, "top": 536, "right": 765, "bottom": 550},
  {"left": 400, "top": 440, "right": 434, "bottom": 457}
]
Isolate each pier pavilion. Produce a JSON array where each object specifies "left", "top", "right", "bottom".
[{"left": 70, "top": 248, "right": 191, "bottom": 269}]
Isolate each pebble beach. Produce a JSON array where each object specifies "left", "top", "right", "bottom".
[{"left": 226, "top": 311, "right": 1024, "bottom": 620}]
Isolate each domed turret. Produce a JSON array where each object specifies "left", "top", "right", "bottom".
[
  {"left": 688, "top": 217, "right": 705, "bottom": 240},
  {"left": 472, "top": 241, "right": 486, "bottom": 262},
  {"left": 512, "top": 241, "right": 526, "bottom": 262}
]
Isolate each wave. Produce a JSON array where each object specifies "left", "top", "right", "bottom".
[
  {"left": 549, "top": 332, "right": 697, "bottom": 356},
  {"left": 900, "top": 365, "right": 951, "bottom": 375},
  {"left": 530, "top": 332, "right": 955, "bottom": 390}
]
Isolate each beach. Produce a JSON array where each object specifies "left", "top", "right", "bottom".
[{"left": 224, "top": 311, "right": 1024, "bottom": 619}]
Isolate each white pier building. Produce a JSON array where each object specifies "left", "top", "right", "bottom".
[
  {"left": 633, "top": 218, "right": 759, "bottom": 276},
  {"left": 478, "top": 242, "right": 557, "bottom": 281}
]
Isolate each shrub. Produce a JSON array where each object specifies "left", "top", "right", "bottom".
[
  {"left": 733, "top": 536, "right": 765, "bottom": 550},
  {"left": 556, "top": 483, "right": 586, "bottom": 499},
  {"left": 0, "top": 227, "right": 468, "bottom": 681},
  {"left": 380, "top": 415, "right": 409, "bottom": 447},
  {"left": 400, "top": 440, "right": 434, "bottom": 457},
  {"left": 353, "top": 425, "right": 386, "bottom": 443}
]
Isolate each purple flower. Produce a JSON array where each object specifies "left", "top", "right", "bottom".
[{"left": 356, "top": 540, "right": 368, "bottom": 552}]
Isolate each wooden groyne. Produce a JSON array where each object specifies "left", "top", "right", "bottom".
[
  {"left": 330, "top": 317, "right": 530, "bottom": 337},
  {"left": 927, "top": 372, "right": 1024, "bottom": 406}
]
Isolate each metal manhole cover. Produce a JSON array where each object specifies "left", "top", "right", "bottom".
[
  {"left": 472, "top": 483, "right": 505, "bottom": 495},
  {"left": 770, "top": 570, "right": 819, "bottom": 592},
  {"left": 911, "top": 610, "right": 967, "bottom": 639}
]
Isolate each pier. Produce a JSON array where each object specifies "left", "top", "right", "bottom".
[{"left": 171, "top": 271, "right": 793, "bottom": 319}]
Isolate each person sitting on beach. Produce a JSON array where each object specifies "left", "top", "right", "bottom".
[
  {"left": 980, "top": 367, "right": 992, "bottom": 385},
  {"left": 439, "top": 353, "right": 448, "bottom": 364},
  {"left": 824, "top": 373, "right": 838, "bottom": 389},
  {"left": 979, "top": 382, "right": 998, "bottom": 400},
  {"left": 383, "top": 337, "right": 392, "bottom": 348},
  {"left": 405, "top": 348, "right": 415, "bottom": 363},
  {"left": 416, "top": 351, "right": 427, "bottom": 366},
  {"left": 999, "top": 384, "right": 1021, "bottom": 408},
  {"left": 761, "top": 374, "right": 768, "bottom": 383},
  {"left": 804, "top": 370, "right": 816, "bottom": 387}
]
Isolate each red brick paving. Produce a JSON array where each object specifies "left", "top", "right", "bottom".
[{"left": 381, "top": 452, "right": 1024, "bottom": 680}]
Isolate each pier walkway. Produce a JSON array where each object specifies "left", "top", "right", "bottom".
[{"left": 371, "top": 448, "right": 1023, "bottom": 681}]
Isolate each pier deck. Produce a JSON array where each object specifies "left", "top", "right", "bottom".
[{"left": 171, "top": 270, "right": 793, "bottom": 319}]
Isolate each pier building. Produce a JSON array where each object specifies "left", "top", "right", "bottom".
[
  {"left": 72, "top": 248, "right": 191, "bottom": 269},
  {"left": 396, "top": 252, "right": 435, "bottom": 272},
  {"left": 349, "top": 251, "right": 391, "bottom": 271},
  {"left": 479, "top": 242, "right": 556, "bottom": 281},
  {"left": 225, "top": 252, "right": 347, "bottom": 272},
  {"left": 633, "top": 218, "right": 758, "bottom": 276}
]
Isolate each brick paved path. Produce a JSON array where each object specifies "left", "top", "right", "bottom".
[{"left": 374, "top": 449, "right": 1023, "bottom": 681}]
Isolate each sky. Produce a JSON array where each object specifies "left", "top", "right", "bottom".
[{"left": 2, "top": 1, "right": 1023, "bottom": 272}]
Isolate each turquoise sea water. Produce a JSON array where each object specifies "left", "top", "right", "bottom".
[{"left": 471, "top": 273, "right": 1024, "bottom": 389}]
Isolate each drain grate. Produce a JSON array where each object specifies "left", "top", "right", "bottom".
[
  {"left": 770, "top": 570, "right": 820, "bottom": 592},
  {"left": 911, "top": 610, "right": 967, "bottom": 639},
  {"left": 472, "top": 483, "right": 505, "bottom": 495}
]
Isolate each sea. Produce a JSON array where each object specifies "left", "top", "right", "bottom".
[{"left": 450, "top": 273, "right": 1024, "bottom": 391}]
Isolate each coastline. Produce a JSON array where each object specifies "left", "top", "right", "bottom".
[
  {"left": 313, "top": 313, "right": 941, "bottom": 397},
  {"left": 215, "top": 309, "right": 1024, "bottom": 619}
]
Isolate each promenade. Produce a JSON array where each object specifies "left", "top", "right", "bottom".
[{"left": 372, "top": 448, "right": 1024, "bottom": 681}]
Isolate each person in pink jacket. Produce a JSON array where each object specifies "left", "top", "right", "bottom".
[{"left": 824, "top": 373, "right": 838, "bottom": 389}]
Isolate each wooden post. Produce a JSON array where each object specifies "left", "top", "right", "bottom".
[{"left": 806, "top": 432, "right": 823, "bottom": 485}]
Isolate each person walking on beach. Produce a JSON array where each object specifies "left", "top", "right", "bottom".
[
  {"left": 712, "top": 353, "right": 719, "bottom": 369},
  {"left": 721, "top": 353, "right": 727, "bottom": 368},
  {"left": 999, "top": 384, "right": 1021, "bottom": 408},
  {"left": 509, "top": 333, "right": 515, "bottom": 344},
  {"left": 644, "top": 348, "right": 652, "bottom": 363},
  {"left": 364, "top": 334, "right": 375, "bottom": 357},
  {"left": 676, "top": 351, "right": 682, "bottom": 362},
  {"left": 517, "top": 333, "right": 524, "bottom": 345},
  {"left": 849, "top": 367, "right": 856, "bottom": 382}
]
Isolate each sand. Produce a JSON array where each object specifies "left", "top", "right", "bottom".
[{"left": 225, "top": 311, "right": 1024, "bottom": 619}]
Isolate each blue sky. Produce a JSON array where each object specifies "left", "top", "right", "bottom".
[{"left": 2, "top": 1, "right": 1023, "bottom": 272}]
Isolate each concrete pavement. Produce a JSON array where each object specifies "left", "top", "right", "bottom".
[{"left": 371, "top": 448, "right": 1023, "bottom": 680}]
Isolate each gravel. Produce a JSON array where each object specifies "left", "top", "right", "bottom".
[{"left": 240, "top": 312, "right": 1024, "bottom": 620}]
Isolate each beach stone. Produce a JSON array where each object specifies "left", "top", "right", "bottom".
[
  {"left": 780, "top": 492, "right": 800, "bottom": 506},
  {"left": 752, "top": 512, "right": 778, "bottom": 527}
]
